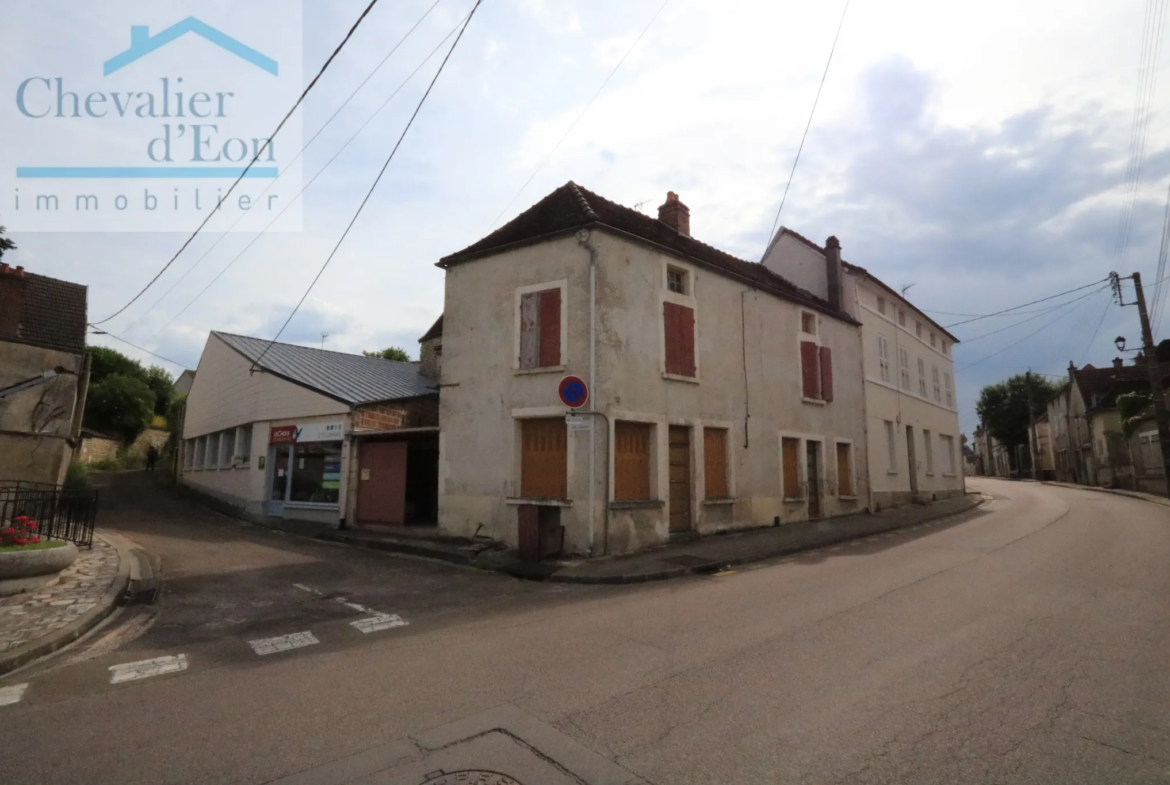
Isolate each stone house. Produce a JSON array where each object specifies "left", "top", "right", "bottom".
[
  {"left": 0, "top": 263, "right": 89, "bottom": 486},
  {"left": 761, "top": 229, "right": 964, "bottom": 508},
  {"left": 434, "top": 183, "right": 870, "bottom": 558}
]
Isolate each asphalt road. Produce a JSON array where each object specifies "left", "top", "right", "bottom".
[{"left": 2, "top": 477, "right": 1168, "bottom": 784}]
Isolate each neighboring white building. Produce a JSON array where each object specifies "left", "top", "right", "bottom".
[
  {"left": 181, "top": 332, "right": 438, "bottom": 526},
  {"left": 435, "top": 184, "right": 870, "bottom": 558},
  {"left": 762, "top": 229, "right": 964, "bottom": 508}
]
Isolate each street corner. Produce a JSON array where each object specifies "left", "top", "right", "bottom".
[{"left": 273, "top": 704, "right": 645, "bottom": 785}]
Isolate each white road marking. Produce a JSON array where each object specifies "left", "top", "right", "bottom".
[
  {"left": 340, "top": 600, "right": 373, "bottom": 613},
  {"left": 108, "top": 654, "right": 189, "bottom": 684},
  {"left": 0, "top": 683, "right": 29, "bottom": 706},
  {"left": 292, "top": 583, "right": 323, "bottom": 595},
  {"left": 351, "top": 614, "right": 409, "bottom": 634},
  {"left": 249, "top": 631, "right": 319, "bottom": 656}
]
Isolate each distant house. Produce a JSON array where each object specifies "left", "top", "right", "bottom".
[
  {"left": 0, "top": 263, "right": 89, "bottom": 486},
  {"left": 180, "top": 331, "right": 438, "bottom": 526},
  {"left": 173, "top": 369, "right": 195, "bottom": 396}
]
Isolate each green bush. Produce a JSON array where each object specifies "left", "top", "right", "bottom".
[
  {"left": 64, "top": 461, "right": 92, "bottom": 489},
  {"left": 90, "top": 448, "right": 146, "bottom": 471}
]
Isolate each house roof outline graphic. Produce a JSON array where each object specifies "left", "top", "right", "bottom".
[{"left": 103, "top": 17, "right": 278, "bottom": 76}]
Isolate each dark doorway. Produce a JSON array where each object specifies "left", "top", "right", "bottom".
[{"left": 806, "top": 440, "right": 821, "bottom": 519}]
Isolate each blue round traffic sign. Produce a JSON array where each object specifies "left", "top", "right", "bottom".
[{"left": 558, "top": 375, "right": 589, "bottom": 408}]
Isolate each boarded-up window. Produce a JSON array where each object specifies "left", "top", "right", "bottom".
[
  {"left": 520, "top": 418, "right": 567, "bottom": 499},
  {"left": 614, "top": 421, "right": 652, "bottom": 500},
  {"left": 704, "top": 428, "right": 729, "bottom": 499},
  {"left": 837, "top": 442, "right": 853, "bottom": 496},
  {"left": 519, "top": 288, "right": 562, "bottom": 369},
  {"left": 663, "top": 302, "right": 696, "bottom": 377},
  {"left": 782, "top": 437, "right": 801, "bottom": 498}
]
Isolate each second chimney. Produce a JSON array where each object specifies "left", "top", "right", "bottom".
[
  {"left": 658, "top": 191, "right": 690, "bottom": 236},
  {"left": 1113, "top": 357, "right": 1124, "bottom": 370},
  {"left": 825, "top": 236, "right": 843, "bottom": 313},
  {"left": 0, "top": 263, "right": 27, "bottom": 341}
]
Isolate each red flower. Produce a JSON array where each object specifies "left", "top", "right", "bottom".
[
  {"left": 29, "top": 536, "right": 40, "bottom": 544},
  {"left": 13, "top": 516, "right": 27, "bottom": 523},
  {"left": 12, "top": 537, "right": 28, "bottom": 546},
  {"left": 26, "top": 522, "right": 37, "bottom": 530},
  {"left": 0, "top": 527, "right": 14, "bottom": 537}
]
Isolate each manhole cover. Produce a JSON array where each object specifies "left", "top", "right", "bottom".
[
  {"left": 660, "top": 554, "right": 716, "bottom": 568},
  {"left": 420, "top": 772, "right": 523, "bottom": 784}
]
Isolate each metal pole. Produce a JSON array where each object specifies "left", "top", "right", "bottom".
[
  {"left": 1027, "top": 369, "right": 1038, "bottom": 481},
  {"left": 1131, "top": 273, "right": 1170, "bottom": 497}
]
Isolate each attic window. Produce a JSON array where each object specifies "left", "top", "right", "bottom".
[
  {"left": 667, "top": 267, "right": 688, "bottom": 295},
  {"left": 801, "top": 312, "right": 817, "bottom": 336}
]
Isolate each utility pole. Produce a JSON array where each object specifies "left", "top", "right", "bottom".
[
  {"left": 1128, "top": 272, "right": 1170, "bottom": 498},
  {"left": 1026, "top": 369, "right": 1039, "bottom": 481}
]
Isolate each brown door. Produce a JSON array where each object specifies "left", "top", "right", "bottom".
[
  {"left": 357, "top": 441, "right": 407, "bottom": 524},
  {"left": 806, "top": 440, "right": 821, "bottom": 519},
  {"left": 669, "top": 426, "right": 692, "bottom": 532}
]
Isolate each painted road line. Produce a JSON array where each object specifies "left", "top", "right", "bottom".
[
  {"left": 351, "top": 614, "right": 409, "bottom": 634},
  {"left": 0, "top": 683, "right": 29, "bottom": 706},
  {"left": 109, "top": 654, "right": 189, "bottom": 684},
  {"left": 292, "top": 583, "right": 323, "bottom": 595},
  {"left": 249, "top": 631, "right": 319, "bottom": 656}
]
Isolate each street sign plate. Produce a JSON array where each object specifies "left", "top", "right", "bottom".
[
  {"left": 566, "top": 414, "right": 592, "bottom": 432},
  {"left": 558, "top": 375, "right": 589, "bottom": 409}
]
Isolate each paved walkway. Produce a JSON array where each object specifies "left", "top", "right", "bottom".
[
  {"left": 1040, "top": 479, "right": 1170, "bottom": 508},
  {"left": 0, "top": 537, "right": 119, "bottom": 659}
]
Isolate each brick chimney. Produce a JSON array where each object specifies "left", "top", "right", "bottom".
[
  {"left": 825, "top": 236, "right": 843, "bottom": 313},
  {"left": 1113, "top": 357, "right": 1124, "bottom": 370},
  {"left": 658, "top": 191, "right": 690, "bottom": 236},
  {"left": 0, "top": 263, "right": 27, "bottom": 340}
]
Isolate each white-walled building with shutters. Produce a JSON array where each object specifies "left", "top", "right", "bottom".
[
  {"left": 434, "top": 183, "right": 870, "bottom": 558},
  {"left": 762, "top": 229, "right": 964, "bottom": 508}
]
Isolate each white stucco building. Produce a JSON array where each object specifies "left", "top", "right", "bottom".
[
  {"left": 762, "top": 229, "right": 964, "bottom": 508},
  {"left": 435, "top": 184, "right": 870, "bottom": 558}
]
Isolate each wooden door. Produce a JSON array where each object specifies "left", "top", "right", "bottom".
[
  {"left": 357, "top": 441, "right": 408, "bottom": 524},
  {"left": 668, "top": 426, "right": 691, "bottom": 532},
  {"left": 806, "top": 440, "right": 821, "bottom": 519},
  {"left": 520, "top": 418, "right": 567, "bottom": 499}
]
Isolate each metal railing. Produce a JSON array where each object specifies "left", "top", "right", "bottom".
[{"left": 0, "top": 486, "right": 99, "bottom": 548}]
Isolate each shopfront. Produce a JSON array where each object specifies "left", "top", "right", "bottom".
[{"left": 264, "top": 420, "right": 347, "bottom": 523}]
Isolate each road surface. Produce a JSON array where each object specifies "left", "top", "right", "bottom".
[{"left": 1, "top": 477, "right": 1168, "bottom": 784}]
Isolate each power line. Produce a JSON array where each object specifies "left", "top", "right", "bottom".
[
  {"left": 87, "top": 325, "right": 186, "bottom": 369},
  {"left": 942, "top": 277, "right": 1110, "bottom": 328},
  {"left": 137, "top": 8, "right": 476, "bottom": 346},
  {"left": 956, "top": 288, "right": 1106, "bottom": 372},
  {"left": 251, "top": 0, "right": 484, "bottom": 371},
  {"left": 954, "top": 285, "right": 1111, "bottom": 345},
  {"left": 485, "top": 0, "right": 673, "bottom": 232},
  {"left": 119, "top": 0, "right": 444, "bottom": 337},
  {"left": 93, "top": 0, "right": 385, "bottom": 326},
  {"left": 1078, "top": 289, "right": 1115, "bottom": 363},
  {"left": 764, "top": 0, "right": 851, "bottom": 247}
]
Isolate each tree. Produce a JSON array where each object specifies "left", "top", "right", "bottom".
[
  {"left": 84, "top": 374, "right": 156, "bottom": 443},
  {"left": 363, "top": 346, "right": 412, "bottom": 362},
  {"left": 1117, "top": 391, "right": 1151, "bottom": 439},
  {"left": 976, "top": 373, "right": 1061, "bottom": 469},
  {"left": 145, "top": 365, "right": 174, "bottom": 416},
  {"left": 88, "top": 346, "right": 146, "bottom": 387},
  {"left": 0, "top": 226, "right": 15, "bottom": 260}
]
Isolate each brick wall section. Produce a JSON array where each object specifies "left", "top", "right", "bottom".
[
  {"left": 353, "top": 396, "right": 439, "bottom": 431},
  {"left": 0, "top": 264, "right": 27, "bottom": 340}
]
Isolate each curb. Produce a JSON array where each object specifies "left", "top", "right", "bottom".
[
  {"left": 0, "top": 533, "right": 131, "bottom": 677},
  {"left": 503, "top": 494, "right": 989, "bottom": 586},
  {"left": 1039, "top": 481, "right": 1170, "bottom": 509},
  {"left": 314, "top": 531, "right": 475, "bottom": 566}
]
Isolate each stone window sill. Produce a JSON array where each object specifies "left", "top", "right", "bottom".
[
  {"left": 662, "top": 372, "right": 700, "bottom": 384},
  {"left": 838, "top": 494, "right": 858, "bottom": 501},
  {"left": 608, "top": 499, "right": 664, "bottom": 510},
  {"left": 783, "top": 496, "right": 805, "bottom": 503},
  {"left": 505, "top": 497, "right": 573, "bottom": 507},
  {"left": 802, "top": 397, "right": 827, "bottom": 406},
  {"left": 702, "top": 498, "right": 737, "bottom": 505},
  {"left": 514, "top": 365, "right": 565, "bottom": 376}
]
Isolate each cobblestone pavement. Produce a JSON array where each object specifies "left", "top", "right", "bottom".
[{"left": 0, "top": 537, "right": 119, "bottom": 655}]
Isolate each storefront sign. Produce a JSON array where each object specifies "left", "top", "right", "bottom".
[{"left": 269, "top": 421, "right": 344, "bottom": 445}]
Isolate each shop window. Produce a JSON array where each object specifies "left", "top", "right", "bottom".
[
  {"left": 219, "top": 429, "right": 233, "bottom": 467},
  {"left": 836, "top": 442, "right": 854, "bottom": 496},
  {"left": 518, "top": 287, "right": 562, "bottom": 369},
  {"left": 289, "top": 443, "right": 342, "bottom": 503},
  {"left": 520, "top": 418, "right": 567, "bottom": 499},
  {"left": 704, "top": 427, "right": 729, "bottom": 499},
  {"left": 782, "top": 437, "right": 802, "bottom": 499},
  {"left": 614, "top": 421, "right": 653, "bottom": 501},
  {"left": 664, "top": 301, "right": 696, "bottom": 377},
  {"left": 195, "top": 436, "right": 206, "bottom": 468},
  {"left": 206, "top": 432, "right": 219, "bottom": 469}
]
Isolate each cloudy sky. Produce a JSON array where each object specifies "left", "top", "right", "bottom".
[{"left": 4, "top": 0, "right": 1169, "bottom": 436}]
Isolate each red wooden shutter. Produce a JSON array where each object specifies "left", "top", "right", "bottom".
[
  {"left": 819, "top": 345, "right": 833, "bottom": 402},
  {"left": 679, "top": 305, "right": 695, "bottom": 377},
  {"left": 539, "top": 288, "right": 561, "bottom": 367},
  {"left": 664, "top": 302, "right": 679, "bottom": 374},
  {"left": 800, "top": 341, "right": 820, "bottom": 399}
]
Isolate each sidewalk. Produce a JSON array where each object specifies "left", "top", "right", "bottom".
[{"left": 1039, "top": 480, "right": 1170, "bottom": 509}]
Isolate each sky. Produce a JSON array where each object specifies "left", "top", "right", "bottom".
[{"left": 3, "top": 0, "right": 1170, "bottom": 437}]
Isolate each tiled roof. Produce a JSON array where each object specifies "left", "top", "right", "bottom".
[
  {"left": 5, "top": 270, "right": 87, "bottom": 354},
  {"left": 214, "top": 332, "right": 437, "bottom": 405},
  {"left": 439, "top": 182, "right": 851, "bottom": 320},
  {"left": 419, "top": 315, "right": 443, "bottom": 342},
  {"left": 1072, "top": 363, "right": 1170, "bottom": 412},
  {"left": 769, "top": 227, "right": 960, "bottom": 344}
]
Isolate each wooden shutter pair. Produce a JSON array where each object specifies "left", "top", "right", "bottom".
[
  {"left": 614, "top": 422, "right": 652, "bottom": 500},
  {"left": 704, "top": 428, "right": 729, "bottom": 499},
  {"left": 800, "top": 341, "right": 834, "bottom": 401},
  {"left": 519, "top": 289, "right": 562, "bottom": 369},
  {"left": 520, "top": 418, "right": 567, "bottom": 499},
  {"left": 836, "top": 443, "right": 853, "bottom": 496},
  {"left": 663, "top": 302, "right": 696, "bottom": 377}
]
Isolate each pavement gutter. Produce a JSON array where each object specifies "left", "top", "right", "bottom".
[{"left": 0, "top": 533, "right": 132, "bottom": 677}]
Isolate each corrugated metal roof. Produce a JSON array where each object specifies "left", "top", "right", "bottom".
[{"left": 214, "top": 332, "right": 436, "bottom": 405}]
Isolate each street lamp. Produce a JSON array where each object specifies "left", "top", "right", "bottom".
[{"left": 1115, "top": 336, "right": 1126, "bottom": 352}]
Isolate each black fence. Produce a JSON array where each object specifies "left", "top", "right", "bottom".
[{"left": 0, "top": 486, "right": 99, "bottom": 549}]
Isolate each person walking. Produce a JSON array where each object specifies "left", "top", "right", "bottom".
[{"left": 146, "top": 445, "right": 159, "bottom": 472}]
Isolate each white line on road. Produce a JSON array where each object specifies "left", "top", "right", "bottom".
[
  {"left": 292, "top": 583, "right": 323, "bottom": 595},
  {"left": 249, "top": 631, "right": 319, "bottom": 656},
  {"left": 351, "top": 614, "right": 409, "bottom": 634},
  {"left": 0, "top": 683, "right": 28, "bottom": 706},
  {"left": 109, "top": 654, "right": 189, "bottom": 684}
]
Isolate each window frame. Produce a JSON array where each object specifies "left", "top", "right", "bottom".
[
  {"left": 513, "top": 280, "right": 568, "bottom": 373},
  {"left": 666, "top": 266, "right": 688, "bottom": 295},
  {"left": 932, "top": 365, "right": 942, "bottom": 403},
  {"left": 614, "top": 420, "right": 654, "bottom": 501},
  {"left": 885, "top": 420, "right": 898, "bottom": 474},
  {"left": 923, "top": 428, "right": 934, "bottom": 475},
  {"left": 941, "top": 434, "right": 957, "bottom": 475},
  {"left": 899, "top": 346, "right": 911, "bottom": 390},
  {"left": 917, "top": 357, "right": 927, "bottom": 397},
  {"left": 661, "top": 261, "right": 699, "bottom": 381},
  {"left": 781, "top": 435, "right": 804, "bottom": 500},
  {"left": 878, "top": 335, "right": 891, "bottom": 383},
  {"left": 517, "top": 416, "right": 569, "bottom": 500}
]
